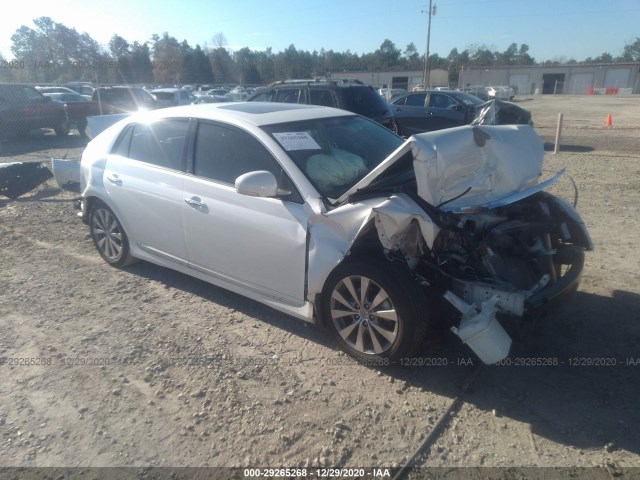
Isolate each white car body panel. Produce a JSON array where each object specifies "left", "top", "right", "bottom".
[
  {"left": 104, "top": 155, "right": 188, "bottom": 263},
  {"left": 182, "top": 175, "right": 309, "bottom": 306}
]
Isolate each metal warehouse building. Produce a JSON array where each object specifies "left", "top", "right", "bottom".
[
  {"left": 334, "top": 69, "right": 450, "bottom": 90},
  {"left": 459, "top": 63, "right": 640, "bottom": 95}
]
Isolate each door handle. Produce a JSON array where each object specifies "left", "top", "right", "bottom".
[
  {"left": 184, "top": 197, "right": 207, "bottom": 208},
  {"left": 106, "top": 174, "right": 122, "bottom": 186}
]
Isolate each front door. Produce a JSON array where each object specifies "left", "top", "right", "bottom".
[{"left": 182, "top": 121, "right": 308, "bottom": 306}]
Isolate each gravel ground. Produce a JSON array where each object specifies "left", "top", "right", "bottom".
[{"left": 1, "top": 96, "right": 639, "bottom": 476}]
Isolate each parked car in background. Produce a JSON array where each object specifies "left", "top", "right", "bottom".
[
  {"left": 464, "top": 86, "right": 515, "bottom": 102},
  {"left": 0, "top": 84, "right": 69, "bottom": 139},
  {"left": 485, "top": 86, "right": 515, "bottom": 101},
  {"left": 390, "top": 91, "right": 531, "bottom": 136},
  {"left": 66, "top": 102, "right": 591, "bottom": 364},
  {"left": 150, "top": 88, "right": 197, "bottom": 107},
  {"left": 42, "top": 92, "right": 100, "bottom": 136},
  {"left": 389, "top": 90, "right": 485, "bottom": 135},
  {"left": 36, "top": 86, "right": 85, "bottom": 97},
  {"left": 192, "top": 88, "right": 231, "bottom": 104},
  {"left": 246, "top": 78, "right": 395, "bottom": 131},
  {"left": 65, "top": 82, "right": 94, "bottom": 98},
  {"left": 91, "top": 86, "right": 158, "bottom": 114}
]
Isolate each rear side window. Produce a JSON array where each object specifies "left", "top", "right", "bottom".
[
  {"left": 111, "top": 126, "right": 133, "bottom": 156},
  {"left": 248, "top": 90, "right": 275, "bottom": 102},
  {"left": 125, "top": 119, "right": 189, "bottom": 171},
  {"left": 309, "top": 89, "right": 336, "bottom": 108},
  {"left": 428, "top": 93, "right": 457, "bottom": 109},
  {"left": 406, "top": 93, "right": 427, "bottom": 106}
]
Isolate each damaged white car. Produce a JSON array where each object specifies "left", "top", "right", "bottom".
[{"left": 71, "top": 102, "right": 592, "bottom": 364}]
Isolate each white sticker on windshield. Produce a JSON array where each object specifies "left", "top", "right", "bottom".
[{"left": 272, "top": 132, "right": 321, "bottom": 151}]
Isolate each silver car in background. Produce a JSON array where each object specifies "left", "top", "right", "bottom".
[{"left": 76, "top": 102, "right": 591, "bottom": 364}]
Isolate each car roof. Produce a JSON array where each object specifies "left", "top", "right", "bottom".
[
  {"left": 151, "top": 88, "right": 186, "bottom": 93},
  {"left": 123, "top": 102, "right": 354, "bottom": 127}
]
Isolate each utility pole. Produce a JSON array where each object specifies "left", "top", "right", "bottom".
[{"left": 422, "top": 1, "right": 436, "bottom": 89}]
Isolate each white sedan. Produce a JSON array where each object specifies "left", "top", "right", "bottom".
[{"left": 74, "top": 103, "right": 591, "bottom": 363}]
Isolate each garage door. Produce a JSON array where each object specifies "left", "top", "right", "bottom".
[
  {"left": 569, "top": 73, "right": 594, "bottom": 94},
  {"left": 604, "top": 68, "right": 631, "bottom": 89},
  {"left": 508, "top": 74, "right": 530, "bottom": 95}
]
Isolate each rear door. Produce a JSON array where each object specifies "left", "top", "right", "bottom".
[
  {"left": 390, "top": 93, "right": 428, "bottom": 134},
  {"left": 182, "top": 120, "right": 308, "bottom": 306},
  {"left": 104, "top": 118, "right": 190, "bottom": 263}
]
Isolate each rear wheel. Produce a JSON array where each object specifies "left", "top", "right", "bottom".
[
  {"left": 321, "top": 258, "right": 428, "bottom": 362},
  {"left": 54, "top": 116, "right": 70, "bottom": 136},
  {"left": 77, "top": 119, "right": 87, "bottom": 137},
  {"left": 89, "top": 202, "right": 136, "bottom": 267}
]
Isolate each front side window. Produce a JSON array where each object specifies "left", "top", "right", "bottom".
[
  {"left": 429, "top": 93, "right": 456, "bottom": 109},
  {"left": 126, "top": 119, "right": 189, "bottom": 171},
  {"left": 274, "top": 89, "right": 304, "bottom": 104},
  {"left": 193, "top": 122, "right": 282, "bottom": 184}
]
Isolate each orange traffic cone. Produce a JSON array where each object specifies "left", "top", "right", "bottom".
[{"left": 605, "top": 114, "right": 613, "bottom": 128}]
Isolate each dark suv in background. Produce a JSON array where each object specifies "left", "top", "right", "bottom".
[
  {"left": 0, "top": 84, "right": 70, "bottom": 139},
  {"left": 247, "top": 79, "right": 396, "bottom": 131}
]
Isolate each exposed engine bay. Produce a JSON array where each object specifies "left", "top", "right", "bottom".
[{"left": 346, "top": 125, "right": 593, "bottom": 363}]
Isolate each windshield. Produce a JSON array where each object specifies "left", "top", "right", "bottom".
[{"left": 262, "top": 115, "right": 403, "bottom": 200}]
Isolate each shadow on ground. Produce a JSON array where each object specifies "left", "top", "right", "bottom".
[
  {"left": 0, "top": 130, "right": 87, "bottom": 158},
  {"left": 122, "top": 258, "right": 640, "bottom": 456},
  {"left": 544, "top": 142, "right": 595, "bottom": 153}
]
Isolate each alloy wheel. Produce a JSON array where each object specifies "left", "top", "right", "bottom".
[
  {"left": 91, "top": 207, "right": 124, "bottom": 261},
  {"left": 329, "top": 275, "right": 399, "bottom": 355}
]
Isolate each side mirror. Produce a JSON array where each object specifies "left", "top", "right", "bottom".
[
  {"left": 451, "top": 104, "right": 462, "bottom": 111},
  {"left": 235, "top": 170, "right": 280, "bottom": 198}
]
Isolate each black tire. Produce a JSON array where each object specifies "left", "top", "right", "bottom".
[
  {"left": 89, "top": 201, "right": 136, "bottom": 267},
  {"left": 54, "top": 116, "right": 70, "bottom": 136},
  {"left": 77, "top": 119, "right": 87, "bottom": 137},
  {"left": 321, "top": 257, "right": 428, "bottom": 362}
]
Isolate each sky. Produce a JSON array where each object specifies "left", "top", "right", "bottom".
[{"left": 1, "top": 0, "right": 639, "bottom": 63}]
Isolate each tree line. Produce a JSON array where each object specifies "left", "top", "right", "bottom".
[{"left": 1, "top": 17, "right": 639, "bottom": 86}]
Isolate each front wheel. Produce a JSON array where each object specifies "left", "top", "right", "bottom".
[
  {"left": 321, "top": 258, "right": 428, "bottom": 362},
  {"left": 89, "top": 202, "right": 136, "bottom": 267}
]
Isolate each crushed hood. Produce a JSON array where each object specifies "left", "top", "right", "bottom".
[{"left": 338, "top": 124, "right": 545, "bottom": 211}]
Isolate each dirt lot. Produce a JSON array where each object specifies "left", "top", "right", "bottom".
[{"left": 1, "top": 96, "right": 639, "bottom": 476}]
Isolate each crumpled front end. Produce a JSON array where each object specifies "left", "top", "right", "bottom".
[{"left": 326, "top": 125, "right": 592, "bottom": 364}]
